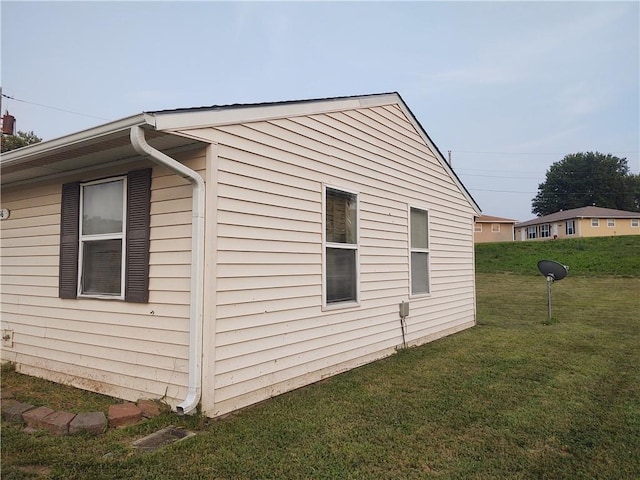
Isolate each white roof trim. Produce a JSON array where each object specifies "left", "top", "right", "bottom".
[
  {"left": 0, "top": 113, "right": 154, "bottom": 166},
  {"left": 151, "top": 95, "right": 399, "bottom": 132}
]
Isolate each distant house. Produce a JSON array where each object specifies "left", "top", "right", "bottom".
[
  {"left": 0, "top": 92, "right": 481, "bottom": 418},
  {"left": 515, "top": 206, "right": 640, "bottom": 241},
  {"left": 474, "top": 215, "right": 517, "bottom": 243}
]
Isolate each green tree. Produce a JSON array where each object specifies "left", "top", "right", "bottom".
[
  {"left": 531, "top": 152, "right": 640, "bottom": 215},
  {"left": 1, "top": 130, "right": 42, "bottom": 153},
  {"left": 625, "top": 173, "right": 640, "bottom": 211}
]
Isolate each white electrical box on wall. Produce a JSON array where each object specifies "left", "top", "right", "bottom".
[{"left": 399, "top": 301, "right": 409, "bottom": 318}]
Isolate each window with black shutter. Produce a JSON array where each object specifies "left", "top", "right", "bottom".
[{"left": 58, "top": 168, "right": 151, "bottom": 302}]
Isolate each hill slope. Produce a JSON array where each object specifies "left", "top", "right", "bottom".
[{"left": 475, "top": 236, "right": 640, "bottom": 277}]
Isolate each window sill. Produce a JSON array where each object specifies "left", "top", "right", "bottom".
[
  {"left": 322, "top": 301, "right": 360, "bottom": 312},
  {"left": 78, "top": 294, "right": 124, "bottom": 301},
  {"left": 410, "top": 292, "right": 431, "bottom": 299}
]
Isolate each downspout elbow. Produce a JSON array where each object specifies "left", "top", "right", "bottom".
[{"left": 130, "top": 125, "right": 205, "bottom": 416}]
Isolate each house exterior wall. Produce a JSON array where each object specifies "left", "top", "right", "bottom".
[
  {"left": 0, "top": 149, "right": 206, "bottom": 408},
  {"left": 516, "top": 216, "right": 640, "bottom": 241},
  {"left": 474, "top": 222, "right": 514, "bottom": 243},
  {"left": 183, "top": 104, "right": 477, "bottom": 417}
]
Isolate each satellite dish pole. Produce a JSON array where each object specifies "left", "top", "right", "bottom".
[
  {"left": 537, "top": 260, "right": 569, "bottom": 322},
  {"left": 545, "top": 273, "right": 553, "bottom": 320}
]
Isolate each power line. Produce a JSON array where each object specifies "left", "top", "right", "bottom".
[
  {"left": 469, "top": 187, "right": 629, "bottom": 195},
  {"left": 452, "top": 149, "right": 639, "bottom": 156},
  {"left": 459, "top": 172, "right": 541, "bottom": 180},
  {"left": 1, "top": 93, "right": 110, "bottom": 121}
]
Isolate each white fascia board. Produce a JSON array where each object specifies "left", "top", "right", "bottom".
[
  {"left": 394, "top": 98, "right": 482, "bottom": 216},
  {"left": 0, "top": 113, "right": 154, "bottom": 166},
  {"left": 151, "top": 95, "right": 400, "bottom": 132}
]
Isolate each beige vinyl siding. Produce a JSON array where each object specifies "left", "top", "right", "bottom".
[
  {"left": 0, "top": 149, "right": 205, "bottom": 407},
  {"left": 183, "top": 104, "right": 476, "bottom": 416}
]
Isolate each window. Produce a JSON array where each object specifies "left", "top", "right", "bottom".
[
  {"left": 528, "top": 226, "right": 536, "bottom": 239},
  {"left": 540, "top": 224, "right": 551, "bottom": 238},
  {"left": 474, "top": 223, "right": 482, "bottom": 232},
  {"left": 410, "top": 207, "right": 429, "bottom": 295},
  {"left": 566, "top": 220, "right": 575, "bottom": 235},
  {"left": 607, "top": 218, "right": 615, "bottom": 227},
  {"left": 80, "top": 178, "right": 126, "bottom": 296},
  {"left": 632, "top": 219, "right": 639, "bottom": 228},
  {"left": 59, "top": 169, "right": 151, "bottom": 302},
  {"left": 324, "top": 187, "right": 358, "bottom": 305},
  {"left": 591, "top": 218, "right": 599, "bottom": 227},
  {"left": 491, "top": 223, "right": 500, "bottom": 233}
]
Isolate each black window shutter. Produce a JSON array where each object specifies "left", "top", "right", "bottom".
[
  {"left": 125, "top": 168, "right": 151, "bottom": 303},
  {"left": 59, "top": 182, "right": 80, "bottom": 299}
]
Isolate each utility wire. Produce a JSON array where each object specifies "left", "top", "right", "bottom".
[
  {"left": 459, "top": 172, "right": 541, "bottom": 180},
  {"left": 1, "top": 93, "right": 110, "bottom": 121},
  {"left": 452, "top": 149, "right": 638, "bottom": 156},
  {"left": 469, "top": 187, "right": 628, "bottom": 195}
]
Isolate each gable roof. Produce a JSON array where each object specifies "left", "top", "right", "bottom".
[
  {"left": 515, "top": 206, "right": 640, "bottom": 227},
  {"left": 476, "top": 215, "right": 518, "bottom": 224},
  {"left": 0, "top": 92, "right": 480, "bottom": 213}
]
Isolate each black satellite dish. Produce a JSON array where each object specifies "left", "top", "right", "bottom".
[
  {"left": 537, "top": 260, "right": 569, "bottom": 321},
  {"left": 537, "top": 260, "right": 569, "bottom": 281}
]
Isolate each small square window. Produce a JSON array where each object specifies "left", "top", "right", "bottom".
[
  {"left": 632, "top": 219, "right": 639, "bottom": 228},
  {"left": 491, "top": 223, "right": 500, "bottom": 233},
  {"left": 591, "top": 218, "right": 599, "bottom": 227},
  {"left": 607, "top": 219, "right": 615, "bottom": 227},
  {"left": 474, "top": 223, "right": 482, "bottom": 232}
]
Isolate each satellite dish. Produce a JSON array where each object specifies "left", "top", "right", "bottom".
[
  {"left": 537, "top": 260, "right": 569, "bottom": 322},
  {"left": 537, "top": 260, "right": 569, "bottom": 281}
]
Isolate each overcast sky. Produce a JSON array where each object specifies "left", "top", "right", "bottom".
[{"left": 2, "top": 1, "right": 638, "bottom": 221}]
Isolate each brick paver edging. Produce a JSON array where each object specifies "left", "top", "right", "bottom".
[{"left": 1, "top": 389, "right": 166, "bottom": 436}]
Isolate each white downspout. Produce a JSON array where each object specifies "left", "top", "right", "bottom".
[{"left": 130, "top": 125, "right": 205, "bottom": 415}]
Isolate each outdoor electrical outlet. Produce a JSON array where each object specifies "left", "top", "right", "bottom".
[{"left": 2, "top": 329, "right": 14, "bottom": 348}]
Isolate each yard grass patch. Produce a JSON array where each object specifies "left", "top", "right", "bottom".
[
  {"left": 475, "top": 235, "right": 640, "bottom": 276},
  {"left": 2, "top": 237, "right": 639, "bottom": 479}
]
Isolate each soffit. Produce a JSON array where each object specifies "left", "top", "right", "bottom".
[{"left": 1, "top": 129, "right": 200, "bottom": 186}]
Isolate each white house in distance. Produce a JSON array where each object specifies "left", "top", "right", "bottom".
[{"left": 0, "top": 92, "right": 481, "bottom": 418}]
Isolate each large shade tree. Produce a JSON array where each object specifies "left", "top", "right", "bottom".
[
  {"left": 1, "top": 130, "right": 42, "bottom": 153},
  {"left": 531, "top": 152, "right": 640, "bottom": 216}
]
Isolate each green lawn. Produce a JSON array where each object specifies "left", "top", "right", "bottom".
[
  {"left": 475, "top": 235, "right": 640, "bottom": 277},
  {"left": 2, "top": 237, "right": 639, "bottom": 479}
]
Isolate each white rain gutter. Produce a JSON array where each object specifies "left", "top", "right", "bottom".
[{"left": 130, "top": 125, "right": 205, "bottom": 415}]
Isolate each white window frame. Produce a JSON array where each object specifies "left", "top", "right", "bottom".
[
  {"left": 491, "top": 223, "right": 500, "bottom": 233},
  {"left": 409, "top": 206, "right": 430, "bottom": 296},
  {"left": 591, "top": 218, "right": 599, "bottom": 227},
  {"left": 527, "top": 226, "right": 536, "bottom": 239},
  {"left": 566, "top": 220, "right": 575, "bottom": 236},
  {"left": 607, "top": 218, "right": 615, "bottom": 227},
  {"left": 474, "top": 223, "right": 482, "bottom": 232},
  {"left": 322, "top": 184, "right": 360, "bottom": 310},
  {"left": 540, "top": 224, "right": 551, "bottom": 238},
  {"left": 78, "top": 176, "right": 127, "bottom": 299},
  {"left": 632, "top": 219, "right": 639, "bottom": 228}
]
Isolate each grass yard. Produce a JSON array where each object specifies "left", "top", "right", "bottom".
[{"left": 2, "top": 237, "right": 639, "bottom": 479}]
